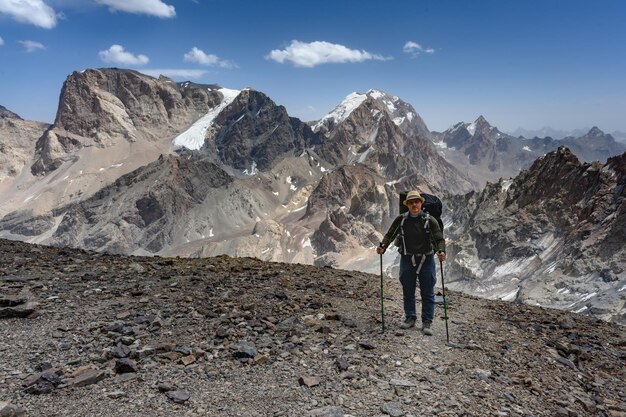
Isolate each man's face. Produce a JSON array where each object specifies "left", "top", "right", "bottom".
[{"left": 407, "top": 199, "right": 422, "bottom": 215}]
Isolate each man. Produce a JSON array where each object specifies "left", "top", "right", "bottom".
[{"left": 376, "top": 191, "right": 446, "bottom": 335}]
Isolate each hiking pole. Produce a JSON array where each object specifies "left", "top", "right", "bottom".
[
  {"left": 439, "top": 258, "right": 449, "bottom": 343},
  {"left": 379, "top": 242, "right": 385, "bottom": 333}
]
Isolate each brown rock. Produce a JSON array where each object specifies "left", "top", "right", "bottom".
[{"left": 298, "top": 376, "right": 321, "bottom": 387}]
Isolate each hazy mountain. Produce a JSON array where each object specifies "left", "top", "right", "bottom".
[
  {"left": 434, "top": 118, "right": 625, "bottom": 186},
  {"left": 508, "top": 126, "right": 589, "bottom": 139}
]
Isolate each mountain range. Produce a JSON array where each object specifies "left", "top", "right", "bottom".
[
  {"left": 510, "top": 126, "right": 626, "bottom": 144},
  {"left": 0, "top": 68, "right": 624, "bottom": 324}
]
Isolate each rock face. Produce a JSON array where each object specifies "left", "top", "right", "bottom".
[
  {"left": 31, "top": 69, "right": 222, "bottom": 175},
  {"left": 0, "top": 238, "right": 624, "bottom": 417},
  {"left": 212, "top": 89, "right": 322, "bottom": 172},
  {"left": 0, "top": 107, "right": 49, "bottom": 182},
  {"left": 445, "top": 146, "right": 626, "bottom": 324},
  {"left": 312, "top": 89, "right": 473, "bottom": 193}
]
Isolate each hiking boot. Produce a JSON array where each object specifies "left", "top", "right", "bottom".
[
  {"left": 422, "top": 321, "right": 433, "bottom": 336},
  {"left": 400, "top": 317, "right": 416, "bottom": 329}
]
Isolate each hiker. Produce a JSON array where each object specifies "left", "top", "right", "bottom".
[{"left": 376, "top": 190, "right": 446, "bottom": 335}]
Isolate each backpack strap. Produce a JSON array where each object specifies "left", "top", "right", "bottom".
[{"left": 399, "top": 212, "right": 409, "bottom": 255}]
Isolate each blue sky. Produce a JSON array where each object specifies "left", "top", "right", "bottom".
[{"left": 1, "top": 0, "right": 625, "bottom": 133}]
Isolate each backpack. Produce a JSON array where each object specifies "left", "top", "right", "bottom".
[{"left": 394, "top": 191, "right": 444, "bottom": 249}]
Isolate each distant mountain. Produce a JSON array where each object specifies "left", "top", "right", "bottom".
[
  {"left": 434, "top": 118, "right": 625, "bottom": 186},
  {"left": 0, "top": 79, "right": 472, "bottom": 264},
  {"left": 611, "top": 130, "right": 626, "bottom": 143},
  {"left": 445, "top": 146, "right": 626, "bottom": 324},
  {"left": 508, "top": 126, "right": 589, "bottom": 139},
  {"left": 557, "top": 127, "right": 626, "bottom": 163}
]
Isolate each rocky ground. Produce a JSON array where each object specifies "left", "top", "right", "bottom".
[{"left": 0, "top": 238, "right": 624, "bottom": 417}]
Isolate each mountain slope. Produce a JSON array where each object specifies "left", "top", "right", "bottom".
[
  {"left": 1, "top": 238, "right": 624, "bottom": 416},
  {"left": 0, "top": 69, "right": 229, "bottom": 220},
  {"left": 445, "top": 146, "right": 626, "bottom": 324},
  {"left": 0, "top": 107, "right": 49, "bottom": 184}
]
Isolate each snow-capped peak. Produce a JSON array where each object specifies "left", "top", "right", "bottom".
[
  {"left": 466, "top": 121, "right": 477, "bottom": 136},
  {"left": 313, "top": 92, "right": 367, "bottom": 131},
  {"left": 173, "top": 88, "right": 241, "bottom": 150},
  {"left": 367, "top": 89, "right": 400, "bottom": 116}
]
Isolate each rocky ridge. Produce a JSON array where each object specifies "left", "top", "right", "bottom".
[
  {"left": 444, "top": 147, "right": 626, "bottom": 324},
  {"left": 0, "top": 238, "right": 625, "bottom": 417}
]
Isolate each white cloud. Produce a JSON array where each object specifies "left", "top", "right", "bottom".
[
  {"left": 266, "top": 40, "right": 391, "bottom": 68},
  {"left": 97, "top": 0, "right": 175, "bottom": 18},
  {"left": 99, "top": 44, "right": 149, "bottom": 65},
  {"left": 0, "top": 0, "right": 58, "bottom": 28},
  {"left": 183, "top": 47, "right": 235, "bottom": 69},
  {"left": 139, "top": 69, "right": 208, "bottom": 79},
  {"left": 18, "top": 40, "right": 45, "bottom": 52},
  {"left": 403, "top": 41, "right": 435, "bottom": 58},
  {"left": 0, "top": 36, "right": 4, "bottom": 46}
]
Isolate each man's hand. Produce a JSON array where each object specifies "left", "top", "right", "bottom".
[
  {"left": 437, "top": 251, "right": 446, "bottom": 262},
  {"left": 376, "top": 246, "right": 386, "bottom": 255}
]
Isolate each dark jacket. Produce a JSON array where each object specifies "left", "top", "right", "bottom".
[{"left": 381, "top": 212, "right": 445, "bottom": 254}]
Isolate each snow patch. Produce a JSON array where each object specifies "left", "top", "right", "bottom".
[
  {"left": 209, "top": 229, "right": 214, "bottom": 237},
  {"left": 243, "top": 161, "right": 258, "bottom": 176},
  {"left": 358, "top": 146, "right": 374, "bottom": 163},
  {"left": 544, "top": 261, "right": 558, "bottom": 274},
  {"left": 392, "top": 117, "right": 405, "bottom": 126},
  {"left": 500, "top": 288, "right": 519, "bottom": 301},
  {"left": 492, "top": 258, "right": 533, "bottom": 278},
  {"left": 313, "top": 92, "right": 367, "bottom": 131},
  {"left": 574, "top": 306, "right": 588, "bottom": 313},
  {"left": 173, "top": 88, "right": 241, "bottom": 150},
  {"left": 302, "top": 238, "right": 312, "bottom": 248},
  {"left": 368, "top": 89, "right": 385, "bottom": 99},
  {"left": 523, "top": 146, "right": 532, "bottom": 152},
  {"left": 466, "top": 122, "right": 476, "bottom": 136},
  {"left": 501, "top": 179, "right": 513, "bottom": 192}
]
